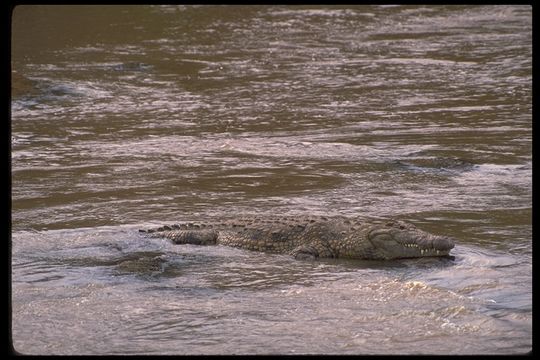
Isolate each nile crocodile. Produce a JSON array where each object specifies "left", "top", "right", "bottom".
[{"left": 140, "top": 215, "right": 455, "bottom": 260}]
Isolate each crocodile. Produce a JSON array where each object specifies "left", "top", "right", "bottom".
[{"left": 140, "top": 215, "right": 455, "bottom": 260}]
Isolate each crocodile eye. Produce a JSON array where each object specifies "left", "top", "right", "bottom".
[{"left": 399, "top": 225, "right": 405, "bottom": 230}]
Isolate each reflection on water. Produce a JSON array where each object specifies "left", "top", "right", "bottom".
[{"left": 11, "top": 5, "right": 531, "bottom": 355}]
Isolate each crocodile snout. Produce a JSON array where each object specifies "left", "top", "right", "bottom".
[{"left": 432, "top": 236, "right": 455, "bottom": 251}]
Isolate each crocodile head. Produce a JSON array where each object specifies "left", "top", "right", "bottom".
[{"left": 365, "top": 220, "right": 455, "bottom": 259}]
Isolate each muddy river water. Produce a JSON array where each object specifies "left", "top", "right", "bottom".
[{"left": 11, "top": 5, "right": 531, "bottom": 354}]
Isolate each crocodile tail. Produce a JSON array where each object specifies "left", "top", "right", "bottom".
[{"left": 141, "top": 227, "right": 219, "bottom": 246}]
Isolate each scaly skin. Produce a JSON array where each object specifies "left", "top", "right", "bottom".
[{"left": 139, "top": 215, "right": 455, "bottom": 260}]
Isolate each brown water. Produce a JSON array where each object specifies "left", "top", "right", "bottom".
[{"left": 11, "top": 5, "right": 531, "bottom": 355}]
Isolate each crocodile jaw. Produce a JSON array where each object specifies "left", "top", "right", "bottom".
[{"left": 367, "top": 226, "right": 455, "bottom": 259}]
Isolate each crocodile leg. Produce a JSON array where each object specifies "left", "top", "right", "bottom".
[
  {"left": 290, "top": 242, "right": 335, "bottom": 260},
  {"left": 290, "top": 245, "right": 320, "bottom": 260}
]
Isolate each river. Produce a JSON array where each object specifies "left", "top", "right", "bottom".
[{"left": 11, "top": 5, "right": 531, "bottom": 355}]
